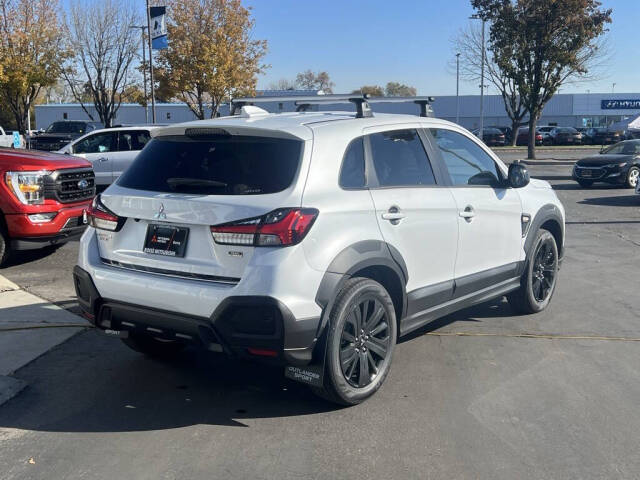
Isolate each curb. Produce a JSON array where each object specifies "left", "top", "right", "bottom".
[
  {"left": 521, "top": 160, "right": 576, "bottom": 166},
  {"left": 0, "top": 274, "right": 89, "bottom": 407}
]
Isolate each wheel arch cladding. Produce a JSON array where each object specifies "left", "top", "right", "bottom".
[
  {"left": 526, "top": 204, "right": 564, "bottom": 260},
  {"left": 315, "top": 240, "right": 408, "bottom": 336}
]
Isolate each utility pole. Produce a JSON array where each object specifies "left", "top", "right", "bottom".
[
  {"left": 130, "top": 25, "right": 149, "bottom": 123},
  {"left": 470, "top": 14, "right": 486, "bottom": 139},
  {"left": 479, "top": 18, "right": 486, "bottom": 141},
  {"left": 145, "top": 0, "right": 156, "bottom": 123},
  {"left": 456, "top": 53, "right": 461, "bottom": 125}
]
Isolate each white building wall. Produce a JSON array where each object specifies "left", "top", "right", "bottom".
[{"left": 35, "top": 92, "right": 640, "bottom": 131}]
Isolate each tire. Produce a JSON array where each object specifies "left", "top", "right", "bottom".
[
  {"left": 508, "top": 229, "right": 559, "bottom": 314},
  {"left": 0, "top": 223, "right": 11, "bottom": 267},
  {"left": 314, "top": 277, "right": 397, "bottom": 406},
  {"left": 577, "top": 179, "right": 593, "bottom": 188},
  {"left": 121, "top": 333, "right": 186, "bottom": 359},
  {"left": 625, "top": 166, "right": 639, "bottom": 189}
]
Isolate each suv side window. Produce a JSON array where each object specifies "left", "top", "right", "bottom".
[
  {"left": 369, "top": 129, "right": 436, "bottom": 187},
  {"left": 118, "top": 130, "right": 151, "bottom": 151},
  {"left": 339, "top": 137, "right": 365, "bottom": 188},
  {"left": 429, "top": 129, "right": 502, "bottom": 186},
  {"left": 73, "top": 132, "right": 117, "bottom": 154}
]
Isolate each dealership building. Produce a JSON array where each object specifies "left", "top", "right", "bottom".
[{"left": 34, "top": 91, "right": 640, "bottom": 131}]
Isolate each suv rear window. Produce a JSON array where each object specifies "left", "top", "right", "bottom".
[{"left": 117, "top": 135, "right": 303, "bottom": 195}]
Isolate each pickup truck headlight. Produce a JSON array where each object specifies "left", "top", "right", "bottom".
[{"left": 5, "top": 171, "right": 48, "bottom": 205}]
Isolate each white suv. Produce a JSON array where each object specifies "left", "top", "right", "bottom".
[{"left": 74, "top": 96, "right": 565, "bottom": 405}]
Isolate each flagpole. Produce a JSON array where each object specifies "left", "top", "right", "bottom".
[{"left": 146, "top": 0, "right": 156, "bottom": 123}]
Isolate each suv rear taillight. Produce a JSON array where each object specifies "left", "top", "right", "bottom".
[
  {"left": 87, "top": 195, "right": 126, "bottom": 232},
  {"left": 210, "top": 208, "right": 318, "bottom": 247}
]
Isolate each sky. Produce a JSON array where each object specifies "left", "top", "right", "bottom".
[{"left": 243, "top": 0, "right": 639, "bottom": 96}]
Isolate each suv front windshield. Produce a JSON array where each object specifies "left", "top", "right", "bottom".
[
  {"left": 45, "top": 122, "right": 87, "bottom": 134},
  {"left": 118, "top": 134, "right": 303, "bottom": 195}
]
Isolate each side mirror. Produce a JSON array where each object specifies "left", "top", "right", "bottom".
[{"left": 508, "top": 161, "right": 530, "bottom": 188}]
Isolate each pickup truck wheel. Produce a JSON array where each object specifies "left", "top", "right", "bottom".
[
  {"left": 314, "top": 277, "right": 397, "bottom": 406},
  {"left": 0, "top": 225, "right": 11, "bottom": 267},
  {"left": 121, "top": 333, "right": 185, "bottom": 359},
  {"left": 508, "top": 229, "right": 559, "bottom": 314}
]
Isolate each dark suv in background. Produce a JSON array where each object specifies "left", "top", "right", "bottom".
[
  {"left": 582, "top": 128, "right": 622, "bottom": 145},
  {"left": 30, "top": 121, "right": 103, "bottom": 152},
  {"left": 472, "top": 127, "right": 506, "bottom": 146},
  {"left": 549, "top": 127, "right": 582, "bottom": 145}
]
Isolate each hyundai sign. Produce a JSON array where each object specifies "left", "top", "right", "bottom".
[{"left": 601, "top": 99, "right": 640, "bottom": 110}]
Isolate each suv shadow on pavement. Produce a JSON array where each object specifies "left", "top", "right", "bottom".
[
  {"left": 578, "top": 196, "right": 640, "bottom": 207},
  {"left": 0, "top": 329, "right": 340, "bottom": 433}
]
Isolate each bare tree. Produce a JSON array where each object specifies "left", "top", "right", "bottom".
[
  {"left": 452, "top": 24, "right": 527, "bottom": 145},
  {"left": 295, "top": 70, "right": 334, "bottom": 93},
  {"left": 267, "top": 78, "right": 297, "bottom": 91},
  {"left": 63, "top": 0, "right": 140, "bottom": 127}
]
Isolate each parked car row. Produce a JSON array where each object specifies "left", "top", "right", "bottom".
[{"left": 473, "top": 124, "right": 630, "bottom": 147}]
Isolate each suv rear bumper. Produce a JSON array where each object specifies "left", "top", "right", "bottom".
[{"left": 73, "top": 265, "right": 319, "bottom": 365}]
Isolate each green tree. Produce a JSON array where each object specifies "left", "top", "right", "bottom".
[
  {"left": 351, "top": 85, "right": 384, "bottom": 97},
  {"left": 385, "top": 82, "right": 417, "bottom": 97},
  {"left": 471, "top": 0, "right": 611, "bottom": 158},
  {"left": 0, "top": 0, "right": 68, "bottom": 132},
  {"left": 158, "top": 0, "right": 268, "bottom": 119},
  {"left": 295, "top": 70, "right": 334, "bottom": 93}
]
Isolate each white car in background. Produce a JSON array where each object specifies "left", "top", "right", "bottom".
[
  {"left": 57, "top": 126, "right": 159, "bottom": 186},
  {"left": 0, "top": 126, "right": 24, "bottom": 148}
]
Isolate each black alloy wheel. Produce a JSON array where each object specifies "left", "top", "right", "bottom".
[
  {"left": 315, "top": 277, "right": 397, "bottom": 405},
  {"left": 340, "top": 297, "right": 391, "bottom": 388},
  {"left": 531, "top": 236, "right": 557, "bottom": 303}
]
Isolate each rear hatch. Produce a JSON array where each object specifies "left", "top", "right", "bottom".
[{"left": 96, "top": 127, "right": 309, "bottom": 282}]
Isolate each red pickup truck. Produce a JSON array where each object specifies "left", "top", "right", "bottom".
[{"left": 0, "top": 148, "right": 95, "bottom": 266}]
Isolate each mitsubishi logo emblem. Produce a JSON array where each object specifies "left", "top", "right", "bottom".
[{"left": 154, "top": 203, "right": 166, "bottom": 220}]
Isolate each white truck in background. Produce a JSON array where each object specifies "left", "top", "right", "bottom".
[{"left": 0, "top": 126, "right": 24, "bottom": 148}]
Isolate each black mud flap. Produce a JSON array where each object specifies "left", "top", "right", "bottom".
[{"left": 284, "top": 324, "right": 329, "bottom": 388}]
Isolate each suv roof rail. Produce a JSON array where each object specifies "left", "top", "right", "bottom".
[{"left": 230, "top": 94, "right": 436, "bottom": 119}]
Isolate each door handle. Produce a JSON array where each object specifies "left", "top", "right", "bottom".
[
  {"left": 459, "top": 205, "right": 475, "bottom": 221},
  {"left": 381, "top": 206, "right": 406, "bottom": 224},
  {"left": 98, "top": 157, "right": 108, "bottom": 162}
]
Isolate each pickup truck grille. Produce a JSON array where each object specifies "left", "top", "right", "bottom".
[{"left": 44, "top": 168, "right": 96, "bottom": 203}]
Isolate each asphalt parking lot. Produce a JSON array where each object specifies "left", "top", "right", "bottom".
[{"left": 1, "top": 152, "right": 639, "bottom": 479}]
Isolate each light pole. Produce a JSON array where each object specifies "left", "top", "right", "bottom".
[
  {"left": 470, "top": 14, "right": 486, "bottom": 140},
  {"left": 145, "top": 0, "right": 156, "bottom": 123},
  {"left": 130, "top": 25, "right": 149, "bottom": 123},
  {"left": 612, "top": 83, "right": 616, "bottom": 94},
  {"left": 456, "top": 53, "right": 461, "bottom": 125}
]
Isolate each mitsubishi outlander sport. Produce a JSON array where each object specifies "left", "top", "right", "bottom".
[{"left": 74, "top": 95, "right": 565, "bottom": 405}]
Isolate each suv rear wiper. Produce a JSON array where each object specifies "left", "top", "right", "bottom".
[{"left": 166, "top": 177, "right": 228, "bottom": 188}]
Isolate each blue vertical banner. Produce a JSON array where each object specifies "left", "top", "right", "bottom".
[{"left": 150, "top": 6, "right": 168, "bottom": 50}]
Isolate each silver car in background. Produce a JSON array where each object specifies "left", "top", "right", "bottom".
[{"left": 57, "top": 126, "right": 160, "bottom": 186}]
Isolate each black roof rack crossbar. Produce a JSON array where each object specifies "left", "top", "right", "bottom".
[
  {"left": 231, "top": 94, "right": 373, "bottom": 118},
  {"left": 230, "top": 94, "right": 435, "bottom": 118}
]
